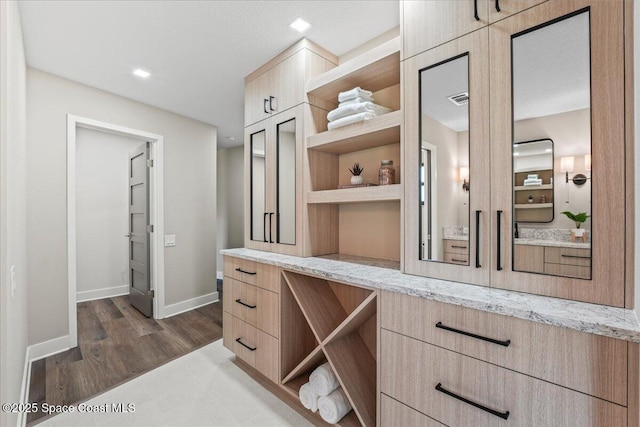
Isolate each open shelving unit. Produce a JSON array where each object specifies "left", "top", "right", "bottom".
[
  {"left": 280, "top": 271, "right": 377, "bottom": 427},
  {"left": 514, "top": 167, "right": 554, "bottom": 222},
  {"left": 307, "top": 184, "right": 401, "bottom": 204}
]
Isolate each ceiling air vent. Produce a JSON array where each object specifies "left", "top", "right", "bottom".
[{"left": 447, "top": 92, "right": 469, "bottom": 106}]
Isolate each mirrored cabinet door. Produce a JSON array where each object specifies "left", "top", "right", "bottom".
[
  {"left": 244, "top": 122, "right": 273, "bottom": 252},
  {"left": 490, "top": 0, "right": 625, "bottom": 307},
  {"left": 404, "top": 28, "right": 490, "bottom": 286},
  {"left": 275, "top": 117, "right": 297, "bottom": 246}
]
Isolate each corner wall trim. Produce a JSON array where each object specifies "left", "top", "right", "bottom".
[
  {"left": 162, "top": 292, "right": 219, "bottom": 319},
  {"left": 76, "top": 285, "right": 129, "bottom": 303},
  {"left": 28, "top": 335, "right": 70, "bottom": 362}
]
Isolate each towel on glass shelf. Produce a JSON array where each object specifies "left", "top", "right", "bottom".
[
  {"left": 299, "top": 382, "right": 319, "bottom": 413},
  {"left": 327, "top": 112, "right": 376, "bottom": 130},
  {"left": 318, "top": 388, "right": 352, "bottom": 424},
  {"left": 337, "top": 87, "right": 373, "bottom": 102},
  {"left": 309, "top": 362, "right": 340, "bottom": 396}
]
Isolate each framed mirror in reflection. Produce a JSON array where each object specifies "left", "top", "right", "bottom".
[
  {"left": 419, "top": 54, "right": 470, "bottom": 265},
  {"left": 511, "top": 10, "right": 591, "bottom": 279}
]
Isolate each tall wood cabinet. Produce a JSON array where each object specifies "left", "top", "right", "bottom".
[{"left": 403, "top": 0, "right": 630, "bottom": 307}]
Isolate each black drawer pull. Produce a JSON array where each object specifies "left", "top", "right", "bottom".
[
  {"left": 235, "top": 267, "right": 257, "bottom": 276},
  {"left": 451, "top": 245, "right": 467, "bottom": 249},
  {"left": 435, "top": 321, "right": 511, "bottom": 347},
  {"left": 451, "top": 258, "right": 467, "bottom": 263},
  {"left": 235, "top": 299, "right": 257, "bottom": 309},
  {"left": 561, "top": 254, "right": 591, "bottom": 259},
  {"left": 435, "top": 383, "right": 510, "bottom": 420},
  {"left": 235, "top": 337, "right": 256, "bottom": 351}
]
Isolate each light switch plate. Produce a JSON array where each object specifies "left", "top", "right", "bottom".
[{"left": 165, "top": 235, "right": 176, "bottom": 247}]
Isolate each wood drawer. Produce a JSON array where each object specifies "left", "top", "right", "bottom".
[
  {"left": 223, "top": 256, "right": 280, "bottom": 293},
  {"left": 223, "top": 312, "right": 279, "bottom": 383},
  {"left": 381, "top": 394, "right": 445, "bottom": 427},
  {"left": 544, "top": 246, "right": 591, "bottom": 266},
  {"left": 223, "top": 278, "right": 279, "bottom": 338},
  {"left": 543, "top": 262, "right": 591, "bottom": 279},
  {"left": 381, "top": 330, "right": 626, "bottom": 427},
  {"left": 443, "top": 239, "right": 469, "bottom": 254},
  {"left": 443, "top": 252, "right": 468, "bottom": 265},
  {"left": 380, "top": 291, "right": 627, "bottom": 405}
]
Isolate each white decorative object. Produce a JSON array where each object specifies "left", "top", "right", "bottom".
[{"left": 350, "top": 175, "right": 363, "bottom": 185}]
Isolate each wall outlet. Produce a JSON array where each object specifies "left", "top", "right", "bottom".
[
  {"left": 10, "top": 265, "right": 16, "bottom": 298},
  {"left": 164, "top": 235, "right": 176, "bottom": 247}
]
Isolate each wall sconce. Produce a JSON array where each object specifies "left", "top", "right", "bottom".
[
  {"left": 460, "top": 166, "right": 470, "bottom": 192},
  {"left": 560, "top": 155, "right": 588, "bottom": 186}
]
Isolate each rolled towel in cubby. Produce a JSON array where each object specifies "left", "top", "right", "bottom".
[
  {"left": 318, "top": 388, "right": 352, "bottom": 424},
  {"left": 309, "top": 362, "right": 340, "bottom": 396},
  {"left": 299, "top": 382, "right": 319, "bottom": 413}
]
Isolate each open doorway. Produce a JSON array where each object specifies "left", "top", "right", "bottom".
[{"left": 67, "top": 115, "right": 165, "bottom": 348}]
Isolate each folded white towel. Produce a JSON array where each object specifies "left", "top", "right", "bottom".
[
  {"left": 299, "top": 382, "right": 319, "bottom": 413},
  {"left": 309, "top": 362, "right": 340, "bottom": 396},
  {"left": 327, "top": 102, "right": 391, "bottom": 122},
  {"left": 527, "top": 174, "right": 539, "bottom": 179},
  {"left": 327, "top": 112, "right": 376, "bottom": 130},
  {"left": 318, "top": 388, "right": 352, "bottom": 424},
  {"left": 338, "top": 87, "right": 373, "bottom": 103},
  {"left": 523, "top": 180, "right": 543, "bottom": 186},
  {"left": 339, "top": 96, "right": 374, "bottom": 107}
]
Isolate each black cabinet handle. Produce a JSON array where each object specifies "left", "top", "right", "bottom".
[
  {"left": 561, "top": 254, "right": 591, "bottom": 259},
  {"left": 263, "top": 99, "right": 269, "bottom": 114},
  {"left": 235, "top": 268, "right": 257, "bottom": 276},
  {"left": 496, "top": 210, "right": 503, "bottom": 271},
  {"left": 263, "top": 213, "right": 269, "bottom": 243},
  {"left": 495, "top": 0, "right": 501, "bottom": 12},
  {"left": 475, "top": 210, "right": 482, "bottom": 268},
  {"left": 269, "top": 95, "right": 276, "bottom": 112},
  {"left": 452, "top": 258, "right": 467, "bottom": 263},
  {"left": 235, "top": 338, "right": 256, "bottom": 351},
  {"left": 451, "top": 245, "right": 467, "bottom": 249},
  {"left": 473, "top": 0, "right": 480, "bottom": 21},
  {"left": 269, "top": 212, "right": 274, "bottom": 243},
  {"left": 436, "top": 321, "right": 511, "bottom": 347},
  {"left": 235, "top": 299, "right": 257, "bottom": 309},
  {"left": 435, "top": 383, "right": 510, "bottom": 420}
]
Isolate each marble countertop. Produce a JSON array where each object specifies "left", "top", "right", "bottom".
[
  {"left": 443, "top": 235, "right": 469, "bottom": 241},
  {"left": 514, "top": 238, "right": 591, "bottom": 249},
  {"left": 221, "top": 248, "right": 640, "bottom": 343}
]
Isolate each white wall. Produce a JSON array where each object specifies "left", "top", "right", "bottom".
[
  {"left": 26, "top": 69, "right": 217, "bottom": 346},
  {"left": 216, "top": 145, "right": 244, "bottom": 272},
  {"left": 0, "top": 2, "right": 29, "bottom": 426},
  {"left": 76, "top": 128, "right": 140, "bottom": 300}
]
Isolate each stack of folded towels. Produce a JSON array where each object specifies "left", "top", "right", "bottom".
[
  {"left": 299, "top": 362, "right": 353, "bottom": 424},
  {"left": 523, "top": 174, "right": 543, "bottom": 186},
  {"left": 327, "top": 87, "right": 391, "bottom": 130}
]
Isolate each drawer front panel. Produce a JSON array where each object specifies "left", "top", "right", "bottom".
[
  {"left": 224, "top": 256, "right": 280, "bottom": 293},
  {"left": 227, "top": 278, "right": 279, "bottom": 338},
  {"left": 443, "top": 253, "right": 468, "bottom": 265},
  {"left": 381, "top": 330, "right": 626, "bottom": 427},
  {"left": 443, "top": 239, "right": 469, "bottom": 254},
  {"left": 381, "top": 394, "right": 445, "bottom": 427},
  {"left": 543, "top": 263, "right": 591, "bottom": 279},
  {"left": 380, "top": 291, "right": 627, "bottom": 405},
  {"left": 223, "top": 312, "right": 279, "bottom": 383},
  {"left": 545, "top": 246, "right": 591, "bottom": 266}
]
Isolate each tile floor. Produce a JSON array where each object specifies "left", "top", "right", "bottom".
[{"left": 38, "top": 340, "right": 312, "bottom": 427}]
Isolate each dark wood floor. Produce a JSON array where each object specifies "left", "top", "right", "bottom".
[{"left": 27, "top": 295, "right": 223, "bottom": 425}]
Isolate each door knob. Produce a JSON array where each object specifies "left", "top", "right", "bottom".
[{"left": 125, "top": 233, "right": 131, "bottom": 238}]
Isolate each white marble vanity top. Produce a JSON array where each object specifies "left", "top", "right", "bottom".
[
  {"left": 514, "top": 238, "right": 591, "bottom": 249},
  {"left": 221, "top": 248, "right": 640, "bottom": 343},
  {"left": 443, "top": 235, "right": 469, "bottom": 241}
]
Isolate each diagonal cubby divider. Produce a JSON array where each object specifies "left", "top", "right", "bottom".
[{"left": 281, "top": 270, "right": 377, "bottom": 427}]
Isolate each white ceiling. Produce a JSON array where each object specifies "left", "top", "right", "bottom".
[{"left": 18, "top": 0, "right": 399, "bottom": 148}]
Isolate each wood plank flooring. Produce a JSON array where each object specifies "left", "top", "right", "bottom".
[{"left": 27, "top": 295, "right": 223, "bottom": 425}]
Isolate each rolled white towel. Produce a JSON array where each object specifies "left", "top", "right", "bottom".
[
  {"left": 309, "top": 362, "right": 340, "bottom": 396},
  {"left": 338, "top": 87, "right": 373, "bottom": 103},
  {"left": 327, "top": 101, "right": 391, "bottom": 122},
  {"left": 299, "top": 382, "right": 319, "bottom": 413},
  {"left": 318, "top": 388, "right": 352, "bottom": 424},
  {"left": 327, "top": 112, "right": 376, "bottom": 130}
]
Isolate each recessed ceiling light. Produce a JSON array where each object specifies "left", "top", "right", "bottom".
[
  {"left": 133, "top": 69, "right": 150, "bottom": 79},
  {"left": 289, "top": 18, "right": 311, "bottom": 33},
  {"left": 545, "top": 148, "right": 552, "bottom": 152}
]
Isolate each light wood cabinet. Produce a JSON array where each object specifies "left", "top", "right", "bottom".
[
  {"left": 223, "top": 256, "right": 281, "bottom": 292},
  {"left": 403, "top": 0, "right": 629, "bottom": 307},
  {"left": 380, "top": 329, "right": 627, "bottom": 427},
  {"left": 380, "top": 394, "right": 445, "bottom": 427},
  {"left": 487, "top": 0, "right": 548, "bottom": 23},
  {"left": 225, "top": 278, "right": 279, "bottom": 338},
  {"left": 244, "top": 40, "right": 337, "bottom": 127}
]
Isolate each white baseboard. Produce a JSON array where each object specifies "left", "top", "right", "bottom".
[
  {"left": 163, "top": 291, "right": 219, "bottom": 318},
  {"left": 76, "top": 285, "right": 129, "bottom": 303},
  {"left": 217, "top": 270, "right": 223, "bottom": 280},
  {"left": 29, "top": 335, "right": 71, "bottom": 362}
]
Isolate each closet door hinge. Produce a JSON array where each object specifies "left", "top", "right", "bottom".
[
  {"left": 147, "top": 224, "right": 154, "bottom": 233},
  {"left": 147, "top": 290, "right": 155, "bottom": 298},
  {"left": 147, "top": 159, "right": 154, "bottom": 168}
]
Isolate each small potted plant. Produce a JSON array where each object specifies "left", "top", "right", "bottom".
[
  {"left": 561, "top": 211, "right": 590, "bottom": 242},
  {"left": 349, "top": 163, "right": 364, "bottom": 185}
]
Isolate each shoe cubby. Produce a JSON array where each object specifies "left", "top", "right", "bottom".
[{"left": 280, "top": 270, "right": 377, "bottom": 427}]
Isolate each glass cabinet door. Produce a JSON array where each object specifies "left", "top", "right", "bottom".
[
  {"left": 275, "top": 118, "right": 296, "bottom": 246},
  {"left": 490, "top": 1, "right": 625, "bottom": 307},
  {"left": 404, "top": 28, "right": 490, "bottom": 286},
  {"left": 250, "top": 129, "right": 268, "bottom": 243}
]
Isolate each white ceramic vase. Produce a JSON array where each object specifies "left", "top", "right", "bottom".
[{"left": 350, "top": 175, "right": 363, "bottom": 185}]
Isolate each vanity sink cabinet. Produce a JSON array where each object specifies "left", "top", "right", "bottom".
[{"left": 403, "top": 0, "right": 629, "bottom": 307}]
